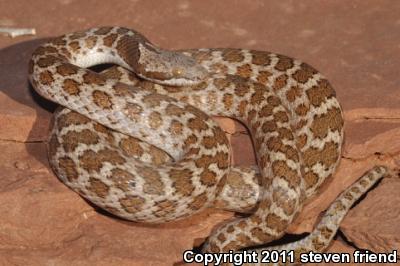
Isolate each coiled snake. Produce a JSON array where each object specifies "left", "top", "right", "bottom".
[{"left": 29, "top": 26, "right": 390, "bottom": 264}]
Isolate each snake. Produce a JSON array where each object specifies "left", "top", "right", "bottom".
[{"left": 28, "top": 26, "right": 391, "bottom": 264}]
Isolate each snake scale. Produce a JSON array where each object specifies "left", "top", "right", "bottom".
[{"left": 29, "top": 26, "right": 391, "bottom": 264}]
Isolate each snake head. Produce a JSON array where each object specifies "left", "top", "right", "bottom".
[{"left": 137, "top": 43, "right": 209, "bottom": 86}]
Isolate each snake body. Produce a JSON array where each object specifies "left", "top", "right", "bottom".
[{"left": 29, "top": 26, "right": 389, "bottom": 262}]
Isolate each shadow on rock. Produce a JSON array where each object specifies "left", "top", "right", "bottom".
[{"left": 0, "top": 39, "right": 57, "bottom": 168}]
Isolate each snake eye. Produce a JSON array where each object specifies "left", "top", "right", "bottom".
[{"left": 173, "top": 68, "right": 184, "bottom": 77}]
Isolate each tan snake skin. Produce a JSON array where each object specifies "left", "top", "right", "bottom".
[{"left": 29, "top": 26, "right": 392, "bottom": 264}]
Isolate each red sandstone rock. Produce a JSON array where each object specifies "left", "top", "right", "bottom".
[
  {"left": 1, "top": 1, "right": 399, "bottom": 265},
  {"left": 341, "top": 177, "right": 400, "bottom": 253}
]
